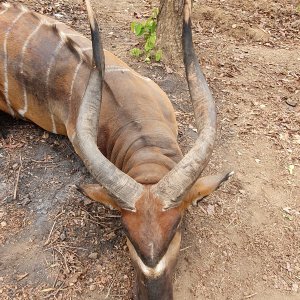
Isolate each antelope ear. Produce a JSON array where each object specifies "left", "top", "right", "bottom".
[
  {"left": 77, "top": 184, "right": 121, "bottom": 211},
  {"left": 181, "top": 171, "right": 234, "bottom": 208}
]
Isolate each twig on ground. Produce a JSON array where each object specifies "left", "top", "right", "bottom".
[
  {"left": 13, "top": 155, "right": 22, "bottom": 200},
  {"left": 54, "top": 208, "right": 65, "bottom": 220},
  {"left": 17, "top": 273, "right": 29, "bottom": 281},
  {"left": 55, "top": 247, "right": 70, "bottom": 274},
  {"left": 54, "top": 244, "right": 88, "bottom": 251},
  {"left": 105, "top": 226, "right": 122, "bottom": 235},
  {"left": 43, "top": 282, "right": 67, "bottom": 299},
  {"left": 180, "top": 245, "right": 192, "bottom": 252},
  {"left": 53, "top": 271, "right": 60, "bottom": 288},
  {"left": 244, "top": 293, "right": 257, "bottom": 299},
  {"left": 98, "top": 214, "right": 121, "bottom": 219},
  {"left": 44, "top": 220, "right": 57, "bottom": 246},
  {"left": 105, "top": 274, "right": 117, "bottom": 299}
]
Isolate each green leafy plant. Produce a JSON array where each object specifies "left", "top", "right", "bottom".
[
  {"left": 130, "top": 47, "right": 143, "bottom": 57},
  {"left": 130, "top": 8, "right": 163, "bottom": 62}
]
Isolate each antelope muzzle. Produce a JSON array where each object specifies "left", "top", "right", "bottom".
[{"left": 133, "top": 272, "right": 174, "bottom": 300}]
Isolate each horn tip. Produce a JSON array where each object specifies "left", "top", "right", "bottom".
[
  {"left": 223, "top": 171, "right": 234, "bottom": 182},
  {"left": 227, "top": 171, "right": 235, "bottom": 177}
]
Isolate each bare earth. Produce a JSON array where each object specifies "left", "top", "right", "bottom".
[{"left": 0, "top": 0, "right": 299, "bottom": 299}]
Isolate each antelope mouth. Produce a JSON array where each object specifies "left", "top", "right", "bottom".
[{"left": 127, "top": 232, "right": 181, "bottom": 299}]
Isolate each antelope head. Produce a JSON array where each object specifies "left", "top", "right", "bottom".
[{"left": 73, "top": 0, "right": 232, "bottom": 299}]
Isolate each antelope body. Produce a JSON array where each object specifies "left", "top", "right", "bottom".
[{"left": 0, "top": 1, "right": 232, "bottom": 299}]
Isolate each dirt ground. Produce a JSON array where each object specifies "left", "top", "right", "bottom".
[{"left": 0, "top": 0, "right": 299, "bottom": 299}]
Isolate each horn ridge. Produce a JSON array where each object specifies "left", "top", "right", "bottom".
[
  {"left": 151, "top": 0, "right": 217, "bottom": 208},
  {"left": 72, "top": 0, "right": 144, "bottom": 211}
]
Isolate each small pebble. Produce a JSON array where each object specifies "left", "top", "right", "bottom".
[
  {"left": 60, "top": 232, "right": 67, "bottom": 241},
  {"left": 207, "top": 204, "right": 215, "bottom": 216}
]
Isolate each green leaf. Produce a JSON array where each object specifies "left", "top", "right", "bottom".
[
  {"left": 152, "top": 8, "right": 159, "bottom": 19},
  {"left": 130, "top": 48, "right": 143, "bottom": 58},
  {"left": 134, "top": 23, "right": 144, "bottom": 36},
  {"left": 149, "top": 33, "right": 156, "bottom": 44},
  {"left": 144, "top": 41, "right": 153, "bottom": 52},
  {"left": 150, "top": 21, "right": 157, "bottom": 33},
  {"left": 130, "top": 21, "right": 136, "bottom": 33},
  {"left": 144, "top": 34, "right": 156, "bottom": 52},
  {"left": 155, "top": 50, "right": 163, "bottom": 62},
  {"left": 145, "top": 19, "right": 153, "bottom": 28}
]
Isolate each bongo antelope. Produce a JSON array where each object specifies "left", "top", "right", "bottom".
[{"left": 0, "top": 1, "right": 232, "bottom": 298}]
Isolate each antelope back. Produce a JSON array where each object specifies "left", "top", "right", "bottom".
[{"left": 0, "top": 3, "right": 93, "bottom": 135}]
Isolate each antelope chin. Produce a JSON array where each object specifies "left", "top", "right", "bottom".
[
  {"left": 127, "top": 232, "right": 181, "bottom": 300},
  {"left": 133, "top": 273, "right": 174, "bottom": 300}
]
